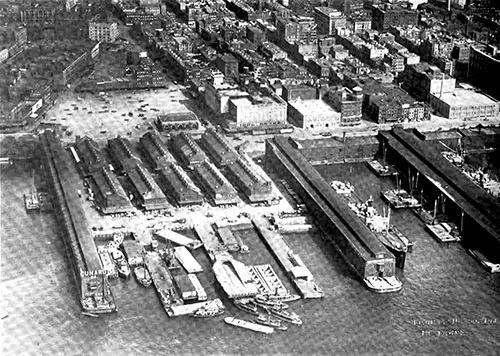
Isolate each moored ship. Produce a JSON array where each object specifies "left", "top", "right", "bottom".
[
  {"left": 468, "top": 249, "right": 500, "bottom": 273},
  {"left": 224, "top": 316, "right": 274, "bottom": 334},
  {"left": 234, "top": 300, "right": 260, "bottom": 316},
  {"left": 255, "top": 314, "right": 288, "bottom": 331},
  {"left": 190, "top": 303, "right": 225, "bottom": 318},
  {"left": 268, "top": 307, "right": 302, "bottom": 326},
  {"left": 364, "top": 276, "right": 402, "bottom": 293},
  {"left": 133, "top": 265, "right": 152, "bottom": 287}
]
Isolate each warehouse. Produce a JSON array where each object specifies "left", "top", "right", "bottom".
[{"left": 158, "top": 163, "right": 204, "bottom": 206}]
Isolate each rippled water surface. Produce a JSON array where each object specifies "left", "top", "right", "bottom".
[{"left": 1, "top": 162, "right": 499, "bottom": 356}]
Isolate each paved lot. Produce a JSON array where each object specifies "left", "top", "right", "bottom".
[{"left": 45, "top": 88, "right": 190, "bottom": 144}]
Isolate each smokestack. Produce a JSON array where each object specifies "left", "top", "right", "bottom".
[{"left": 448, "top": 0, "right": 451, "bottom": 12}]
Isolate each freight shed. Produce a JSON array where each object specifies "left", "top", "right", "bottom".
[
  {"left": 191, "top": 161, "right": 238, "bottom": 206},
  {"left": 108, "top": 136, "right": 142, "bottom": 173},
  {"left": 157, "top": 163, "right": 204, "bottom": 206},
  {"left": 41, "top": 130, "right": 116, "bottom": 313},
  {"left": 225, "top": 154, "right": 272, "bottom": 203},
  {"left": 74, "top": 136, "right": 108, "bottom": 176},
  {"left": 265, "top": 137, "right": 397, "bottom": 283},
  {"left": 199, "top": 128, "right": 239, "bottom": 166},
  {"left": 171, "top": 132, "right": 207, "bottom": 166},
  {"left": 139, "top": 132, "right": 176, "bottom": 170},
  {"left": 127, "top": 163, "right": 170, "bottom": 211},
  {"left": 292, "top": 135, "right": 379, "bottom": 164},
  {"left": 88, "top": 166, "right": 134, "bottom": 214}
]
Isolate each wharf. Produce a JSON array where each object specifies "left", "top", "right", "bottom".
[
  {"left": 194, "top": 223, "right": 225, "bottom": 261},
  {"left": 217, "top": 226, "right": 240, "bottom": 252},
  {"left": 252, "top": 215, "right": 324, "bottom": 299},
  {"left": 144, "top": 252, "right": 183, "bottom": 317},
  {"left": 212, "top": 255, "right": 259, "bottom": 299},
  {"left": 174, "top": 246, "right": 203, "bottom": 273}
]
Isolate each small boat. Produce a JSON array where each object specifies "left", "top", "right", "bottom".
[
  {"left": 117, "top": 259, "right": 131, "bottom": 278},
  {"left": 266, "top": 293, "right": 301, "bottom": 303},
  {"left": 224, "top": 317, "right": 274, "bottom": 334},
  {"left": 234, "top": 300, "right": 259, "bottom": 316},
  {"left": 330, "top": 180, "right": 354, "bottom": 195},
  {"left": 190, "top": 306, "right": 225, "bottom": 318},
  {"left": 468, "top": 249, "right": 500, "bottom": 273},
  {"left": 268, "top": 307, "right": 302, "bottom": 326},
  {"left": 255, "top": 314, "right": 288, "bottom": 331},
  {"left": 253, "top": 295, "right": 289, "bottom": 309},
  {"left": 134, "top": 266, "right": 152, "bottom": 287},
  {"left": 110, "top": 248, "right": 125, "bottom": 262},
  {"left": 81, "top": 312, "right": 99, "bottom": 318}
]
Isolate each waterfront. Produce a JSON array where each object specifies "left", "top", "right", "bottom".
[{"left": 1, "top": 162, "right": 499, "bottom": 356}]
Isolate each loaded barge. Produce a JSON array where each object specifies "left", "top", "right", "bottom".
[{"left": 144, "top": 252, "right": 183, "bottom": 316}]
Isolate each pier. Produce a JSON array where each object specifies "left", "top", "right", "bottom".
[
  {"left": 252, "top": 215, "right": 323, "bottom": 299},
  {"left": 247, "top": 264, "right": 289, "bottom": 297}
]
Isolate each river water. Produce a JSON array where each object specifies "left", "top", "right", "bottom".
[{"left": 1, "top": 161, "right": 499, "bottom": 356}]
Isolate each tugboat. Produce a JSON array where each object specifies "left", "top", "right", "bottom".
[
  {"left": 116, "top": 259, "right": 131, "bottom": 278},
  {"left": 253, "top": 295, "right": 289, "bottom": 310},
  {"left": 268, "top": 307, "right": 302, "bottom": 326},
  {"left": 133, "top": 265, "right": 152, "bottom": 287},
  {"left": 110, "top": 248, "right": 130, "bottom": 278},
  {"left": 190, "top": 305, "right": 225, "bottom": 318},
  {"left": 234, "top": 300, "right": 259, "bottom": 316},
  {"left": 255, "top": 313, "right": 288, "bottom": 331},
  {"left": 330, "top": 180, "right": 354, "bottom": 195}
]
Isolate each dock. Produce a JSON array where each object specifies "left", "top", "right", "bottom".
[
  {"left": 247, "top": 264, "right": 289, "bottom": 297},
  {"left": 188, "top": 273, "right": 207, "bottom": 301},
  {"left": 252, "top": 215, "right": 324, "bottom": 299},
  {"left": 194, "top": 223, "right": 225, "bottom": 261},
  {"left": 144, "top": 252, "right": 183, "bottom": 317},
  {"left": 217, "top": 226, "right": 240, "bottom": 252},
  {"left": 174, "top": 246, "right": 203, "bottom": 273},
  {"left": 154, "top": 229, "right": 203, "bottom": 250},
  {"left": 212, "top": 255, "right": 259, "bottom": 299}
]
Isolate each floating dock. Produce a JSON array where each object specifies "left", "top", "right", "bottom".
[
  {"left": 188, "top": 273, "right": 207, "bottom": 301},
  {"left": 144, "top": 252, "right": 183, "bottom": 317},
  {"left": 174, "top": 246, "right": 203, "bottom": 273},
  {"left": 252, "top": 216, "right": 324, "bottom": 299},
  {"left": 154, "top": 229, "right": 203, "bottom": 250},
  {"left": 247, "top": 264, "right": 289, "bottom": 297}
]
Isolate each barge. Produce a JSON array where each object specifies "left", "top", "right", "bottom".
[
  {"left": 224, "top": 317, "right": 274, "bottom": 334},
  {"left": 144, "top": 252, "right": 183, "bottom": 317},
  {"left": 381, "top": 189, "right": 421, "bottom": 209}
]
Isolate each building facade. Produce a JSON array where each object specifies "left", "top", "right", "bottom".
[{"left": 89, "top": 18, "right": 119, "bottom": 42}]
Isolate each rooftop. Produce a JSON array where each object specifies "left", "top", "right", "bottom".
[
  {"left": 436, "top": 89, "right": 499, "bottom": 107},
  {"left": 289, "top": 99, "right": 341, "bottom": 117}
]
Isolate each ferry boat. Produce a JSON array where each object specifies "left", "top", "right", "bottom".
[
  {"left": 330, "top": 180, "right": 354, "bottom": 195},
  {"left": 234, "top": 300, "right": 260, "bottom": 316},
  {"left": 364, "top": 276, "right": 402, "bottom": 293},
  {"left": 255, "top": 314, "right": 288, "bottom": 331},
  {"left": 268, "top": 307, "right": 302, "bottom": 326},
  {"left": 468, "top": 249, "right": 500, "bottom": 273},
  {"left": 133, "top": 266, "right": 152, "bottom": 287},
  {"left": 224, "top": 317, "right": 274, "bottom": 334}
]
